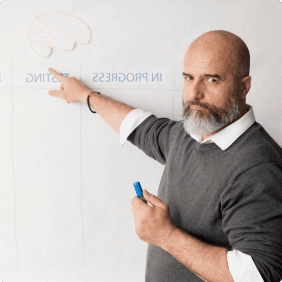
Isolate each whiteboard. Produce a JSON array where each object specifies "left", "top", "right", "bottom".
[{"left": 0, "top": 0, "right": 282, "bottom": 281}]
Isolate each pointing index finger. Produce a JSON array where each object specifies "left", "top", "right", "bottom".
[{"left": 48, "top": 68, "right": 66, "bottom": 82}]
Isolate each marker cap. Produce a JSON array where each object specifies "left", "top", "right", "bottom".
[{"left": 133, "top": 181, "right": 143, "bottom": 197}]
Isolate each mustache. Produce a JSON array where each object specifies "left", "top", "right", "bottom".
[
  {"left": 183, "top": 101, "right": 226, "bottom": 119},
  {"left": 184, "top": 101, "right": 213, "bottom": 112},
  {"left": 183, "top": 97, "right": 240, "bottom": 121}
]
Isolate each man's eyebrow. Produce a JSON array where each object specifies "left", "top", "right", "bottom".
[{"left": 182, "top": 72, "right": 222, "bottom": 79}]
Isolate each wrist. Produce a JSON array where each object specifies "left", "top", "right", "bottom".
[
  {"left": 159, "top": 224, "right": 179, "bottom": 250},
  {"left": 81, "top": 90, "right": 96, "bottom": 104}
]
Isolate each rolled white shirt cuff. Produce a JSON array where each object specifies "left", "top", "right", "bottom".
[
  {"left": 119, "top": 109, "right": 154, "bottom": 146},
  {"left": 227, "top": 249, "right": 264, "bottom": 282}
]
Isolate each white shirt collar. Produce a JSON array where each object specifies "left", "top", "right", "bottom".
[{"left": 190, "top": 104, "right": 256, "bottom": 151}]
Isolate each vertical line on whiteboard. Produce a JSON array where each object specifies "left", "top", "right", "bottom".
[
  {"left": 80, "top": 60, "right": 86, "bottom": 269},
  {"left": 172, "top": 60, "right": 175, "bottom": 120},
  {"left": 11, "top": 59, "right": 19, "bottom": 271}
]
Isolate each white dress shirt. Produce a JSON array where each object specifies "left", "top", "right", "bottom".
[{"left": 119, "top": 104, "right": 264, "bottom": 282}]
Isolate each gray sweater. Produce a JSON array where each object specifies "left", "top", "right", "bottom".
[{"left": 127, "top": 115, "right": 282, "bottom": 282}]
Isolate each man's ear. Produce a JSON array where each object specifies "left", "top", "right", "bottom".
[{"left": 240, "top": 75, "right": 251, "bottom": 99}]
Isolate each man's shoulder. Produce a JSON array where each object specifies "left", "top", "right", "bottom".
[{"left": 231, "top": 121, "right": 282, "bottom": 167}]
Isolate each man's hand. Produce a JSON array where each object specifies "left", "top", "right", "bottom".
[
  {"left": 131, "top": 190, "right": 176, "bottom": 246},
  {"left": 47, "top": 68, "right": 92, "bottom": 104}
]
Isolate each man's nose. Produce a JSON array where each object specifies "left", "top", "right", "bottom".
[{"left": 183, "top": 80, "right": 204, "bottom": 103}]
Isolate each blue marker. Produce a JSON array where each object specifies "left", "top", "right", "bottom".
[{"left": 133, "top": 181, "right": 147, "bottom": 204}]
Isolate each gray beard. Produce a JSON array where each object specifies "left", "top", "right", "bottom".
[{"left": 182, "top": 98, "right": 240, "bottom": 137}]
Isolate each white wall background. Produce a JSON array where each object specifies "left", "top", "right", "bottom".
[{"left": 0, "top": 0, "right": 282, "bottom": 281}]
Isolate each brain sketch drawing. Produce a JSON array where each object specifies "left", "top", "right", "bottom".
[{"left": 27, "top": 11, "right": 91, "bottom": 57}]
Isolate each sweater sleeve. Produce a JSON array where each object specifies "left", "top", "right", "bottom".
[
  {"left": 126, "top": 114, "right": 178, "bottom": 165},
  {"left": 221, "top": 162, "right": 282, "bottom": 282}
]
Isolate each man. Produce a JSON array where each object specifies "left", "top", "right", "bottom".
[{"left": 48, "top": 30, "right": 282, "bottom": 282}]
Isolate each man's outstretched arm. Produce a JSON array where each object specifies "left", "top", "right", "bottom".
[
  {"left": 48, "top": 68, "right": 136, "bottom": 134},
  {"left": 80, "top": 91, "right": 136, "bottom": 134}
]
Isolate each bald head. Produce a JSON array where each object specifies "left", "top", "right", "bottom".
[{"left": 185, "top": 30, "right": 250, "bottom": 81}]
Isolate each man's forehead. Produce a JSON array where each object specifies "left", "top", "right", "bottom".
[
  {"left": 187, "top": 47, "right": 238, "bottom": 72},
  {"left": 185, "top": 48, "right": 233, "bottom": 64},
  {"left": 184, "top": 40, "right": 237, "bottom": 77}
]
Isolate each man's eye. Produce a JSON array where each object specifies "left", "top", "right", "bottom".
[
  {"left": 208, "top": 77, "right": 217, "bottom": 83},
  {"left": 184, "top": 76, "right": 192, "bottom": 80},
  {"left": 184, "top": 75, "right": 217, "bottom": 84}
]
